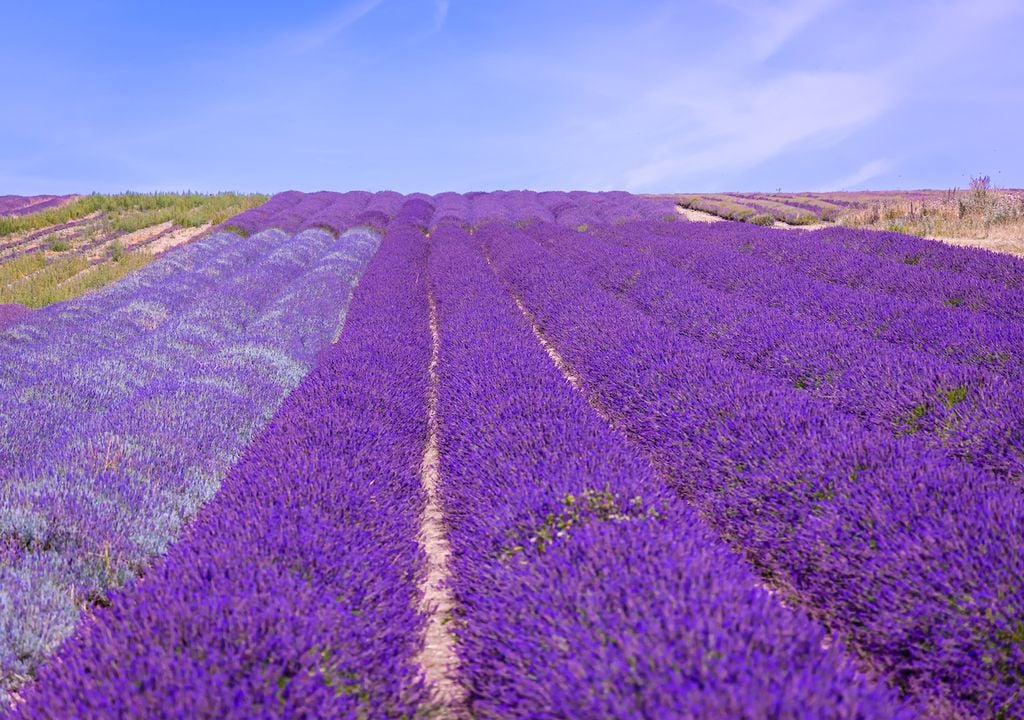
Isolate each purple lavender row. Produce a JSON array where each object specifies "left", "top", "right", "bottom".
[
  {"left": 816, "top": 225, "right": 1024, "bottom": 290},
  {"left": 462, "top": 190, "right": 674, "bottom": 229},
  {"left": 542, "top": 225, "right": 1024, "bottom": 483},
  {"left": 430, "top": 191, "right": 471, "bottom": 228},
  {"left": 0, "top": 227, "right": 380, "bottom": 703},
  {"left": 430, "top": 224, "right": 912, "bottom": 718},
  {"left": 11, "top": 221, "right": 433, "bottom": 719},
  {"left": 296, "top": 191, "right": 372, "bottom": 234},
  {"left": 607, "top": 220, "right": 1024, "bottom": 378},
  {"left": 485, "top": 222, "right": 1024, "bottom": 719},
  {"left": 218, "top": 191, "right": 310, "bottom": 235},
  {"left": 354, "top": 190, "right": 406, "bottom": 232},
  {"left": 268, "top": 192, "right": 341, "bottom": 234},
  {"left": 685, "top": 221, "right": 1024, "bottom": 321}
]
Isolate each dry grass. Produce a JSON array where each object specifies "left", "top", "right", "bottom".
[{"left": 837, "top": 184, "right": 1024, "bottom": 254}]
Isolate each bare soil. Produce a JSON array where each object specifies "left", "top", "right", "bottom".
[
  {"left": 415, "top": 290, "right": 464, "bottom": 716},
  {"left": 675, "top": 206, "right": 724, "bottom": 223}
]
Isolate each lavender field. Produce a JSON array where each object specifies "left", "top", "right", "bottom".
[{"left": 1, "top": 189, "right": 1023, "bottom": 719}]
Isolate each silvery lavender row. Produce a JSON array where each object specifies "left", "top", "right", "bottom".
[
  {"left": 11, "top": 222, "right": 433, "bottom": 719},
  {"left": 608, "top": 220, "right": 1024, "bottom": 377},
  {"left": 484, "top": 222, "right": 1024, "bottom": 719},
  {"left": 0, "top": 227, "right": 328, "bottom": 462},
  {"left": 0, "top": 227, "right": 381, "bottom": 702},
  {"left": 681, "top": 221, "right": 1024, "bottom": 322},
  {"left": 429, "top": 224, "right": 912, "bottom": 718},
  {"left": 541, "top": 225, "right": 1024, "bottom": 483},
  {"left": 0, "top": 226, "right": 285, "bottom": 372}
]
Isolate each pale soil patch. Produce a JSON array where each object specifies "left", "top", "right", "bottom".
[
  {"left": 416, "top": 289, "right": 464, "bottom": 716},
  {"left": 775, "top": 220, "right": 831, "bottom": 231},
  {"left": 927, "top": 233, "right": 1024, "bottom": 256},
  {"left": 0, "top": 212, "right": 105, "bottom": 259},
  {"left": 116, "top": 221, "right": 174, "bottom": 251},
  {"left": 147, "top": 224, "right": 210, "bottom": 255},
  {"left": 674, "top": 205, "right": 724, "bottom": 223}
]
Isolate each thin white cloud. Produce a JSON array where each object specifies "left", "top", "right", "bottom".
[
  {"left": 620, "top": 70, "right": 895, "bottom": 190},
  {"left": 822, "top": 159, "right": 893, "bottom": 191},
  {"left": 509, "top": 0, "right": 1022, "bottom": 191},
  {"left": 715, "top": 0, "right": 844, "bottom": 62},
  {"left": 285, "top": 0, "right": 386, "bottom": 53}
]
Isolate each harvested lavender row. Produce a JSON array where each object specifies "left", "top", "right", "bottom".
[
  {"left": 0, "top": 196, "right": 72, "bottom": 217},
  {"left": 686, "top": 222, "right": 1024, "bottom": 322},
  {"left": 0, "top": 227, "right": 380, "bottom": 702},
  {"left": 429, "top": 224, "right": 912, "bottom": 717},
  {"left": 542, "top": 225, "right": 1024, "bottom": 483},
  {"left": 485, "top": 222, "right": 1024, "bottom": 719},
  {"left": 11, "top": 222, "right": 433, "bottom": 719},
  {"left": 606, "top": 220, "right": 1024, "bottom": 377}
]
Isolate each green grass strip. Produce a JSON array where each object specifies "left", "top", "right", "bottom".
[
  {"left": 42, "top": 252, "right": 153, "bottom": 305},
  {"left": 0, "top": 252, "right": 48, "bottom": 286},
  {"left": 0, "top": 193, "right": 267, "bottom": 238}
]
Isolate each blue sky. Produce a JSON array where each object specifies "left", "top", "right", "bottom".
[{"left": 2, "top": 0, "right": 1022, "bottom": 194}]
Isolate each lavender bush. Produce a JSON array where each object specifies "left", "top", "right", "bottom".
[
  {"left": 486, "top": 220, "right": 1024, "bottom": 718},
  {"left": 11, "top": 217, "right": 432, "bottom": 718},
  {"left": 0, "top": 224, "right": 380, "bottom": 702},
  {"left": 430, "top": 224, "right": 912, "bottom": 717}
]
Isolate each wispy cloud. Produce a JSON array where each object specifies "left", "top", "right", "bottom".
[
  {"left": 823, "top": 159, "right": 893, "bottom": 191},
  {"left": 506, "top": 0, "right": 1023, "bottom": 191},
  {"left": 285, "top": 0, "right": 386, "bottom": 53},
  {"left": 620, "top": 70, "right": 894, "bottom": 190},
  {"left": 716, "top": 0, "right": 844, "bottom": 62}
]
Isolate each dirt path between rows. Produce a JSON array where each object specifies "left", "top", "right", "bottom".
[
  {"left": 674, "top": 206, "right": 724, "bottom": 223},
  {"left": 147, "top": 224, "right": 211, "bottom": 255},
  {"left": 415, "top": 288, "right": 463, "bottom": 716}
]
